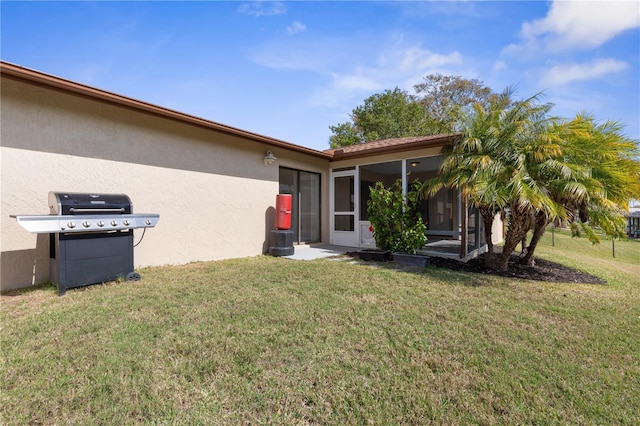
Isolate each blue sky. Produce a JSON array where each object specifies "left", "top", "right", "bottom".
[{"left": 2, "top": 1, "right": 639, "bottom": 151}]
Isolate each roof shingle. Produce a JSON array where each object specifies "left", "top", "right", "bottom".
[{"left": 325, "top": 134, "right": 461, "bottom": 161}]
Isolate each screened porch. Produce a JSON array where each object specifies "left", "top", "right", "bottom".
[{"left": 331, "top": 155, "right": 487, "bottom": 261}]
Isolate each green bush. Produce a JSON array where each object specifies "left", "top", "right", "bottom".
[{"left": 367, "top": 179, "right": 427, "bottom": 254}]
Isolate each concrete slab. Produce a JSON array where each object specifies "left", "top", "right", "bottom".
[{"left": 281, "top": 244, "right": 359, "bottom": 261}]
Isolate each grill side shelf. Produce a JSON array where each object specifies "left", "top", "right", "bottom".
[{"left": 11, "top": 214, "right": 160, "bottom": 234}]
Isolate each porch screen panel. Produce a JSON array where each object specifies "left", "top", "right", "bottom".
[
  {"left": 334, "top": 176, "right": 354, "bottom": 231},
  {"left": 334, "top": 215, "right": 355, "bottom": 231},
  {"left": 428, "top": 188, "right": 455, "bottom": 231},
  {"left": 467, "top": 206, "right": 480, "bottom": 252}
]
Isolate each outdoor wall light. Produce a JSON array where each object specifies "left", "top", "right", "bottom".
[
  {"left": 264, "top": 150, "right": 277, "bottom": 166},
  {"left": 410, "top": 161, "right": 420, "bottom": 167}
]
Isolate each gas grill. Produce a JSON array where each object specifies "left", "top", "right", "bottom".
[{"left": 11, "top": 192, "right": 159, "bottom": 295}]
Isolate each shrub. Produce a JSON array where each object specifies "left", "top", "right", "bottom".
[{"left": 367, "top": 179, "right": 427, "bottom": 254}]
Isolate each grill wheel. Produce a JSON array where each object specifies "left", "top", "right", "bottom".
[{"left": 126, "top": 272, "right": 141, "bottom": 281}]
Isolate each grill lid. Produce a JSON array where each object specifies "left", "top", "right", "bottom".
[{"left": 49, "top": 192, "right": 132, "bottom": 215}]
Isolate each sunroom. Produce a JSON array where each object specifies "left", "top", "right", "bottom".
[{"left": 327, "top": 135, "right": 499, "bottom": 261}]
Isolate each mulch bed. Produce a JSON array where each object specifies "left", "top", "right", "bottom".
[
  {"left": 348, "top": 249, "right": 606, "bottom": 284},
  {"left": 428, "top": 252, "right": 606, "bottom": 284}
]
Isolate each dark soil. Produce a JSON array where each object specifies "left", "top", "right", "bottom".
[
  {"left": 348, "top": 249, "right": 606, "bottom": 284},
  {"left": 428, "top": 252, "right": 606, "bottom": 284}
]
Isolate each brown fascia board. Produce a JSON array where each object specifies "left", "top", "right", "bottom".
[
  {"left": 328, "top": 134, "right": 461, "bottom": 162},
  {"left": 0, "top": 61, "right": 333, "bottom": 160}
]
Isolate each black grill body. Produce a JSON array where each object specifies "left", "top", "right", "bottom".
[
  {"left": 50, "top": 231, "right": 134, "bottom": 295},
  {"left": 49, "top": 192, "right": 136, "bottom": 295}
]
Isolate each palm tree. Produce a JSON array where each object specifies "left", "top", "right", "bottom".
[
  {"left": 520, "top": 113, "right": 640, "bottom": 265},
  {"left": 422, "top": 89, "right": 559, "bottom": 270},
  {"left": 424, "top": 89, "right": 640, "bottom": 272},
  {"left": 492, "top": 94, "right": 563, "bottom": 271},
  {"left": 421, "top": 91, "right": 510, "bottom": 267}
]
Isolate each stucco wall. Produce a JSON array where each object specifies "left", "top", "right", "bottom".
[{"left": 1, "top": 76, "right": 328, "bottom": 291}]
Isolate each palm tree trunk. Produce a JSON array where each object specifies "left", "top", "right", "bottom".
[
  {"left": 479, "top": 206, "right": 496, "bottom": 267},
  {"left": 496, "top": 206, "right": 530, "bottom": 271},
  {"left": 519, "top": 212, "right": 549, "bottom": 266},
  {"left": 497, "top": 233, "right": 520, "bottom": 271}
]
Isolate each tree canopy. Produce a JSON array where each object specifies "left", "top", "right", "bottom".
[
  {"left": 414, "top": 74, "right": 501, "bottom": 133},
  {"left": 329, "top": 75, "right": 498, "bottom": 148},
  {"left": 329, "top": 88, "right": 437, "bottom": 148}
]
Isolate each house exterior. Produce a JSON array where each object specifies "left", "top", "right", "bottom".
[
  {"left": 626, "top": 200, "right": 640, "bottom": 237},
  {"left": 1, "top": 62, "right": 501, "bottom": 292}
]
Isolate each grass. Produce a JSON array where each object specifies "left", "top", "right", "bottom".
[{"left": 1, "top": 230, "right": 639, "bottom": 424}]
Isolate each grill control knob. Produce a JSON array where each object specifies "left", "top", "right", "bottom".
[
  {"left": 123, "top": 220, "right": 130, "bottom": 226},
  {"left": 97, "top": 220, "right": 105, "bottom": 227},
  {"left": 83, "top": 221, "right": 91, "bottom": 228},
  {"left": 111, "top": 220, "right": 118, "bottom": 227},
  {"left": 67, "top": 222, "right": 76, "bottom": 229}
]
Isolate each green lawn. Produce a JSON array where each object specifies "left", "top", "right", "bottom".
[{"left": 2, "top": 230, "right": 639, "bottom": 424}]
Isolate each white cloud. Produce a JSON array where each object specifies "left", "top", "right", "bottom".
[
  {"left": 492, "top": 60, "right": 507, "bottom": 72},
  {"left": 237, "top": 1, "right": 286, "bottom": 17},
  {"left": 395, "top": 47, "right": 462, "bottom": 72},
  {"left": 540, "top": 58, "right": 629, "bottom": 86},
  {"left": 331, "top": 71, "right": 380, "bottom": 92},
  {"left": 250, "top": 31, "right": 464, "bottom": 109},
  {"left": 520, "top": 0, "right": 640, "bottom": 52},
  {"left": 286, "top": 21, "right": 306, "bottom": 35},
  {"left": 250, "top": 38, "right": 338, "bottom": 71},
  {"left": 312, "top": 45, "right": 463, "bottom": 107}
]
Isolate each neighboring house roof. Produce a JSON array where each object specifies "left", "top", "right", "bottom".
[
  {"left": 325, "top": 134, "right": 461, "bottom": 161},
  {"left": 1, "top": 61, "right": 459, "bottom": 162},
  {"left": 0, "top": 61, "right": 333, "bottom": 160},
  {"left": 627, "top": 209, "right": 640, "bottom": 217}
]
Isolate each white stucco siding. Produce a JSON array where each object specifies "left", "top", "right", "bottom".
[
  {"left": 2, "top": 147, "right": 276, "bottom": 282},
  {"left": 0, "top": 76, "right": 277, "bottom": 180},
  {"left": 1, "top": 75, "right": 317, "bottom": 291}
]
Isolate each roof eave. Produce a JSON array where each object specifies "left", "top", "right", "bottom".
[
  {"left": 0, "top": 61, "right": 333, "bottom": 160},
  {"left": 329, "top": 134, "right": 460, "bottom": 162}
]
